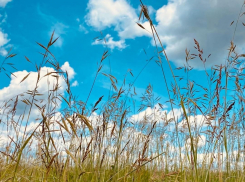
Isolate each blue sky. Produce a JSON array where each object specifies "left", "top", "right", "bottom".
[{"left": 0, "top": 0, "right": 244, "bottom": 116}]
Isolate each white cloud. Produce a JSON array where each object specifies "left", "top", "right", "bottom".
[
  {"left": 130, "top": 104, "right": 181, "bottom": 125},
  {"left": 61, "top": 61, "right": 75, "bottom": 80},
  {"left": 49, "top": 22, "right": 68, "bottom": 47},
  {"left": 0, "top": 67, "right": 64, "bottom": 101},
  {"left": 86, "top": 0, "right": 245, "bottom": 69},
  {"left": 0, "top": 0, "right": 11, "bottom": 8},
  {"left": 85, "top": 0, "right": 151, "bottom": 40},
  {"left": 92, "top": 34, "right": 126, "bottom": 50},
  {"left": 119, "top": 20, "right": 151, "bottom": 39},
  {"left": 0, "top": 62, "right": 75, "bottom": 122},
  {"left": 178, "top": 114, "right": 214, "bottom": 130},
  {"left": 0, "top": 47, "right": 7, "bottom": 56},
  {"left": 0, "top": 30, "right": 9, "bottom": 56},
  {"left": 185, "top": 135, "right": 206, "bottom": 148},
  {"left": 86, "top": 0, "right": 136, "bottom": 30},
  {"left": 154, "top": 0, "right": 245, "bottom": 68},
  {"left": 71, "top": 80, "right": 78, "bottom": 87}
]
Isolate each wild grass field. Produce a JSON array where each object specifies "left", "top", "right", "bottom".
[{"left": 1, "top": 1, "right": 245, "bottom": 182}]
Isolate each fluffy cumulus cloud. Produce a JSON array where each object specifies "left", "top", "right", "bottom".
[
  {"left": 185, "top": 135, "right": 206, "bottom": 149},
  {"left": 86, "top": 0, "right": 136, "bottom": 29},
  {"left": 86, "top": 0, "right": 245, "bottom": 68},
  {"left": 0, "top": 67, "right": 63, "bottom": 102},
  {"left": 178, "top": 114, "right": 214, "bottom": 130},
  {"left": 85, "top": 0, "right": 151, "bottom": 40},
  {"left": 61, "top": 61, "right": 76, "bottom": 80},
  {"left": 130, "top": 104, "right": 182, "bottom": 125},
  {"left": 0, "top": 62, "right": 75, "bottom": 122},
  {"left": 154, "top": 0, "right": 245, "bottom": 68},
  {"left": 92, "top": 34, "right": 127, "bottom": 50},
  {"left": 0, "top": 0, "right": 11, "bottom": 8},
  {"left": 0, "top": 60, "right": 78, "bottom": 149}
]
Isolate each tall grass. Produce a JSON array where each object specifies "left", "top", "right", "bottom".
[{"left": 0, "top": 1, "right": 245, "bottom": 182}]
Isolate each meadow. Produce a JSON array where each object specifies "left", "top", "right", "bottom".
[{"left": 0, "top": 1, "right": 245, "bottom": 182}]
